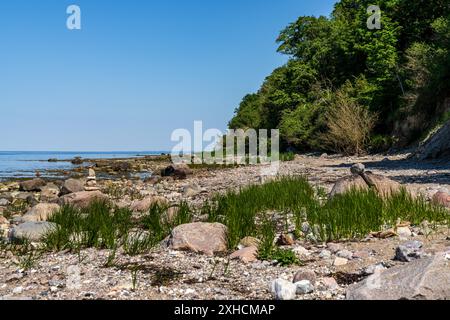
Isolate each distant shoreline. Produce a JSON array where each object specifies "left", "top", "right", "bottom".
[{"left": 0, "top": 151, "right": 170, "bottom": 181}]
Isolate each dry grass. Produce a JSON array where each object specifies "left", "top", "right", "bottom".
[{"left": 322, "top": 90, "right": 378, "bottom": 155}]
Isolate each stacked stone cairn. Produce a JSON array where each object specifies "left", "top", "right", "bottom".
[{"left": 84, "top": 168, "right": 100, "bottom": 191}]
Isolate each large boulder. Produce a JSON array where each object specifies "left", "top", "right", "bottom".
[
  {"left": 22, "top": 203, "right": 60, "bottom": 222},
  {"left": 9, "top": 221, "right": 56, "bottom": 242},
  {"left": 346, "top": 252, "right": 450, "bottom": 300},
  {"left": 60, "top": 179, "right": 85, "bottom": 195},
  {"left": 330, "top": 173, "right": 402, "bottom": 198},
  {"left": 19, "top": 178, "right": 46, "bottom": 192},
  {"left": 165, "top": 222, "right": 228, "bottom": 256},
  {"left": 129, "top": 196, "right": 169, "bottom": 212},
  {"left": 59, "top": 191, "right": 108, "bottom": 209}
]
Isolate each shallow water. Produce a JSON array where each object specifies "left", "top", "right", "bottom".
[{"left": 0, "top": 151, "right": 165, "bottom": 180}]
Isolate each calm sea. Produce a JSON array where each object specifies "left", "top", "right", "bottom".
[{"left": 0, "top": 151, "right": 165, "bottom": 180}]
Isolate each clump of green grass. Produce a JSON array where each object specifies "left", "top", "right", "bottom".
[
  {"left": 259, "top": 248, "right": 300, "bottom": 266},
  {"left": 139, "top": 202, "right": 192, "bottom": 245},
  {"left": 3, "top": 199, "right": 29, "bottom": 218},
  {"left": 123, "top": 231, "right": 154, "bottom": 256},
  {"left": 43, "top": 201, "right": 133, "bottom": 251},
  {"left": 203, "top": 176, "right": 317, "bottom": 248},
  {"left": 43, "top": 200, "right": 193, "bottom": 256},
  {"left": 204, "top": 176, "right": 449, "bottom": 246},
  {"left": 308, "top": 189, "right": 384, "bottom": 241},
  {"left": 2, "top": 238, "right": 43, "bottom": 271},
  {"left": 308, "top": 188, "right": 449, "bottom": 241}
]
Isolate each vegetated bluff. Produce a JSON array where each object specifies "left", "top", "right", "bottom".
[{"left": 229, "top": 0, "right": 450, "bottom": 155}]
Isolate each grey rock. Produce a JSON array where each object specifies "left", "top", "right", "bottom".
[
  {"left": 60, "top": 179, "right": 85, "bottom": 195},
  {"left": 350, "top": 163, "right": 365, "bottom": 175},
  {"left": 295, "top": 280, "right": 314, "bottom": 294},
  {"left": 16, "top": 192, "right": 33, "bottom": 201},
  {"left": 0, "top": 192, "right": 13, "bottom": 202},
  {"left": 9, "top": 221, "right": 56, "bottom": 242},
  {"left": 40, "top": 183, "right": 60, "bottom": 202},
  {"left": 337, "top": 249, "right": 354, "bottom": 260},
  {"left": 363, "top": 263, "right": 387, "bottom": 276},
  {"left": 395, "top": 241, "right": 424, "bottom": 262},
  {"left": 319, "top": 249, "right": 332, "bottom": 259},
  {"left": 327, "top": 243, "right": 343, "bottom": 253},
  {"left": 19, "top": 178, "right": 46, "bottom": 192},
  {"left": 0, "top": 199, "right": 10, "bottom": 206},
  {"left": 347, "top": 253, "right": 450, "bottom": 300}
]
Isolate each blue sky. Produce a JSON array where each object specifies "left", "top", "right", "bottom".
[{"left": 0, "top": 0, "right": 336, "bottom": 151}]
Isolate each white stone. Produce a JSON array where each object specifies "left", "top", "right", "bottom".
[
  {"left": 12, "top": 287, "right": 23, "bottom": 294},
  {"left": 271, "top": 279, "right": 297, "bottom": 300}
]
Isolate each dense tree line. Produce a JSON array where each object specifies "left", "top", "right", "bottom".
[{"left": 229, "top": 0, "right": 450, "bottom": 154}]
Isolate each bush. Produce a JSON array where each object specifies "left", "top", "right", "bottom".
[{"left": 321, "top": 84, "right": 378, "bottom": 155}]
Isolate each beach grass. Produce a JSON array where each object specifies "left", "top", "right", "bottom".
[
  {"left": 22, "top": 176, "right": 448, "bottom": 266},
  {"left": 43, "top": 200, "right": 193, "bottom": 254},
  {"left": 203, "top": 176, "right": 448, "bottom": 247}
]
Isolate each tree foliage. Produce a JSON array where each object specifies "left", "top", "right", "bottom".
[{"left": 228, "top": 0, "right": 450, "bottom": 154}]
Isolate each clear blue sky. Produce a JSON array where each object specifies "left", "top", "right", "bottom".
[{"left": 0, "top": 0, "right": 336, "bottom": 151}]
